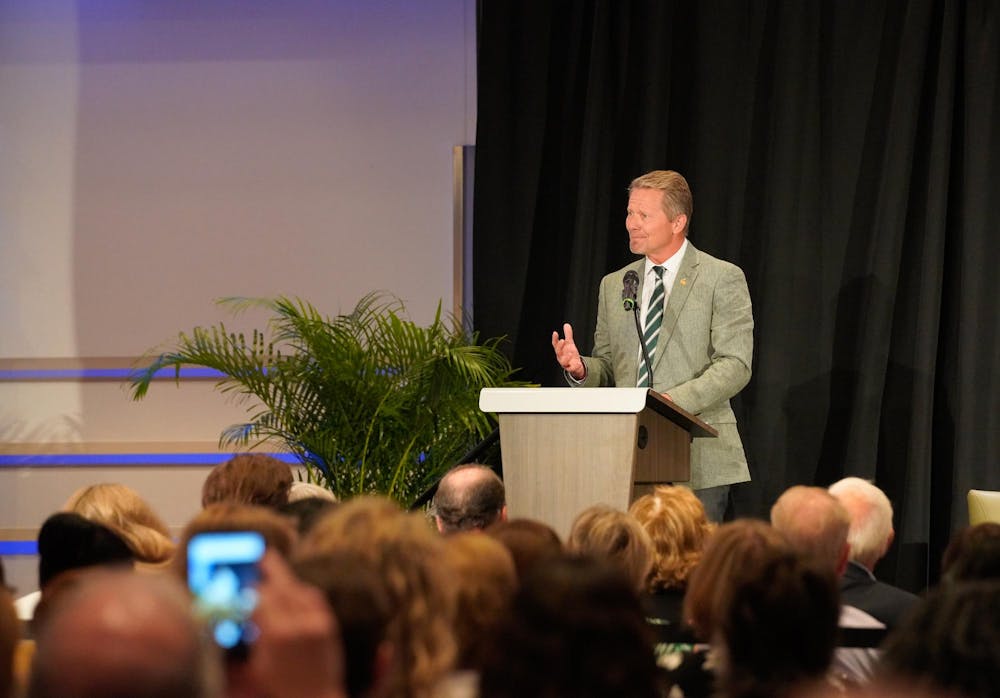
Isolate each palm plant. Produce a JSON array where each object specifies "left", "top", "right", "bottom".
[{"left": 129, "top": 293, "right": 531, "bottom": 506}]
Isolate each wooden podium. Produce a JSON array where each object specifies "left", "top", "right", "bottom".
[{"left": 479, "top": 387, "right": 717, "bottom": 538}]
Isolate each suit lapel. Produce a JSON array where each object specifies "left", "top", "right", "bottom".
[{"left": 653, "top": 242, "right": 699, "bottom": 374}]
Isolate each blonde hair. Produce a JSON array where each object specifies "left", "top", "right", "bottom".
[
  {"left": 567, "top": 505, "right": 654, "bottom": 592},
  {"left": 629, "top": 485, "right": 715, "bottom": 591},
  {"left": 629, "top": 170, "right": 693, "bottom": 225},
  {"left": 299, "top": 496, "right": 456, "bottom": 698},
  {"left": 63, "top": 483, "right": 175, "bottom": 566}
]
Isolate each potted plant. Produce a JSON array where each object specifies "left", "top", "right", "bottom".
[{"left": 129, "top": 292, "right": 532, "bottom": 506}]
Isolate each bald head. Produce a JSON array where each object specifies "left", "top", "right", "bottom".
[
  {"left": 433, "top": 464, "right": 506, "bottom": 534},
  {"left": 828, "top": 477, "right": 894, "bottom": 570},
  {"left": 29, "top": 570, "right": 219, "bottom": 698},
  {"left": 770, "top": 486, "right": 850, "bottom": 575}
]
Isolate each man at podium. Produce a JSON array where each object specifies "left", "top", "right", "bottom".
[{"left": 551, "top": 170, "right": 753, "bottom": 521}]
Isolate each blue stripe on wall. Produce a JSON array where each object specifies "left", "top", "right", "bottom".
[
  {"left": 0, "top": 366, "right": 227, "bottom": 381},
  {"left": 0, "top": 452, "right": 301, "bottom": 468},
  {"left": 0, "top": 541, "right": 38, "bottom": 555}
]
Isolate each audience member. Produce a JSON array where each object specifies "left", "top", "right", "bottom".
[
  {"left": 292, "top": 549, "right": 392, "bottom": 698},
  {"left": 441, "top": 532, "right": 518, "bottom": 672},
  {"left": 21, "top": 512, "right": 135, "bottom": 626},
  {"left": 827, "top": 477, "right": 917, "bottom": 628},
  {"left": 940, "top": 521, "right": 1000, "bottom": 583},
  {"left": 479, "top": 554, "right": 663, "bottom": 698},
  {"left": 279, "top": 497, "right": 340, "bottom": 538},
  {"left": 878, "top": 580, "right": 1000, "bottom": 698},
  {"left": 27, "top": 569, "right": 222, "bottom": 698},
  {"left": 567, "top": 505, "right": 654, "bottom": 592},
  {"left": 63, "top": 482, "right": 176, "bottom": 570},
  {"left": 1, "top": 586, "right": 17, "bottom": 698},
  {"left": 172, "top": 502, "right": 297, "bottom": 583},
  {"left": 432, "top": 464, "right": 507, "bottom": 534},
  {"left": 485, "top": 518, "right": 562, "bottom": 583},
  {"left": 771, "top": 485, "right": 883, "bottom": 685},
  {"left": 288, "top": 481, "right": 339, "bottom": 503},
  {"left": 201, "top": 453, "right": 293, "bottom": 509},
  {"left": 680, "top": 520, "right": 830, "bottom": 698},
  {"left": 629, "top": 485, "right": 714, "bottom": 628},
  {"left": 299, "top": 496, "right": 457, "bottom": 698}
]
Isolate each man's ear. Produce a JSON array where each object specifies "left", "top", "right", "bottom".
[
  {"left": 434, "top": 515, "right": 445, "bottom": 533},
  {"left": 672, "top": 213, "right": 688, "bottom": 235},
  {"left": 500, "top": 505, "right": 508, "bottom": 523}
]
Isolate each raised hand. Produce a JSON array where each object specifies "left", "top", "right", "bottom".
[{"left": 551, "top": 323, "right": 586, "bottom": 380}]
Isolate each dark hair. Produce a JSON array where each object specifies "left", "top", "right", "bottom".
[
  {"left": 720, "top": 552, "right": 840, "bottom": 698},
  {"left": 479, "top": 554, "right": 662, "bottom": 697},
  {"left": 201, "top": 453, "right": 293, "bottom": 509},
  {"left": 433, "top": 464, "right": 505, "bottom": 533},
  {"left": 37, "top": 512, "right": 134, "bottom": 588},
  {"left": 278, "top": 497, "right": 340, "bottom": 537},
  {"left": 941, "top": 522, "right": 1000, "bottom": 583},
  {"left": 294, "top": 551, "right": 392, "bottom": 698},
  {"left": 879, "top": 581, "right": 1000, "bottom": 697},
  {"left": 485, "top": 518, "right": 563, "bottom": 581}
]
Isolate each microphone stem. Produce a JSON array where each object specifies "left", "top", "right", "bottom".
[{"left": 632, "top": 305, "right": 653, "bottom": 388}]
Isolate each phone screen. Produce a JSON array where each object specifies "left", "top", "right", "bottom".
[{"left": 187, "top": 530, "right": 266, "bottom": 658}]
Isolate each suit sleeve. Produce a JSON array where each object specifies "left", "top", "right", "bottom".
[
  {"left": 667, "top": 264, "right": 753, "bottom": 414},
  {"left": 576, "top": 275, "right": 616, "bottom": 387}
]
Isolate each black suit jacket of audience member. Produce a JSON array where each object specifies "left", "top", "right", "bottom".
[{"left": 839, "top": 561, "right": 918, "bottom": 630}]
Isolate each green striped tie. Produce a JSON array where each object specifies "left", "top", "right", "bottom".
[{"left": 637, "top": 266, "right": 665, "bottom": 388}]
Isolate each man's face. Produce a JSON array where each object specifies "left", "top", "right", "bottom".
[{"left": 626, "top": 188, "right": 686, "bottom": 263}]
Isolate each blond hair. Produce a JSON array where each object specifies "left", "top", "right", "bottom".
[
  {"left": 299, "top": 496, "right": 456, "bottom": 698},
  {"left": 567, "top": 505, "right": 654, "bottom": 592},
  {"left": 629, "top": 170, "right": 693, "bottom": 225},
  {"left": 63, "top": 483, "right": 175, "bottom": 566},
  {"left": 629, "top": 485, "right": 715, "bottom": 591}
]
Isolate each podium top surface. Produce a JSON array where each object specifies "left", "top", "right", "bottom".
[
  {"left": 480, "top": 387, "right": 649, "bottom": 413},
  {"left": 479, "top": 387, "right": 717, "bottom": 438}
]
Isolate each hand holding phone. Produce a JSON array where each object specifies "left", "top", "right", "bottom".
[{"left": 187, "top": 530, "right": 266, "bottom": 658}]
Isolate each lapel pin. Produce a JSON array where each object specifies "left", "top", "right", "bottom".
[{"left": 680, "top": 278, "right": 687, "bottom": 286}]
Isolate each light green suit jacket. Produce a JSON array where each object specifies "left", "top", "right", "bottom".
[{"left": 575, "top": 242, "right": 754, "bottom": 489}]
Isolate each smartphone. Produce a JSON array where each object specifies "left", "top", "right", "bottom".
[{"left": 187, "top": 530, "right": 266, "bottom": 659}]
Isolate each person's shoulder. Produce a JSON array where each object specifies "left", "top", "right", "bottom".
[{"left": 688, "top": 243, "right": 743, "bottom": 274}]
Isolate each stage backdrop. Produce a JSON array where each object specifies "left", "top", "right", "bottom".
[{"left": 473, "top": 0, "right": 999, "bottom": 590}]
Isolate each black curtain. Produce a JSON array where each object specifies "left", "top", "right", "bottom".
[{"left": 473, "top": 0, "right": 1000, "bottom": 591}]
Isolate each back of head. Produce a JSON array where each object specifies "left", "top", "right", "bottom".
[
  {"left": 278, "top": 496, "right": 340, "bottom": 538},
  {"left": 300, "top": 496, "right": 456, "bottom": 697},
  {"left": 879, "top": 580, "right": 1000, "bottom": 698},
  {"left": 770, "top": 486, "right": 850, "bottom": 573},
  {"left": 684, "top": 519, "right": 791, "bottom": 640},
  {"left": 28, "top": 569, "right": 219, "bottom": 698},
  {"left": 433, "top": 463, "right": 506, "bottom": 533},
  {"left": 629, "top": 485, "right": 714, "bottom": 592},
  {"left": 293, "top": 550, "right": 393, "bottom": 698},
  {"left": 37, "top": 512, "right": 134, "bottom": 590},
  {"left": 63, "top": 483, "right": 176, "bottom": 565},
  {"left": 719, "top": 549, "right": 840, "bottom": 698},
  {"left": 286, "top": 481, "right": 338, "bottom": 503},
  {"left": 201, "top": 454, "right": 293, "bottom": 509},
  {"left": 485, "top": 517, "right": 563, "bottom": 583},
  {"left": 828, "top": 477, "right": 894, "bottom": 569},
  {"left": 940, "top": 522, "right": 1000, "bottom": 583},
  {"left": 441, "top": 532, "right": 517, "bottom": 670},
  {"left": 567, "top": 505, "right": 654, "bottom": 592},
  {"left": 479, "top": 553, "right": 660, "bottom": 698},
  {"left": 172, "top": 503, "right": 297, "bottom": 582}
]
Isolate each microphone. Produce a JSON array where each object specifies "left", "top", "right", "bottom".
[{"left": 622, "top": 270, "right": 639, "bottom": 311}]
